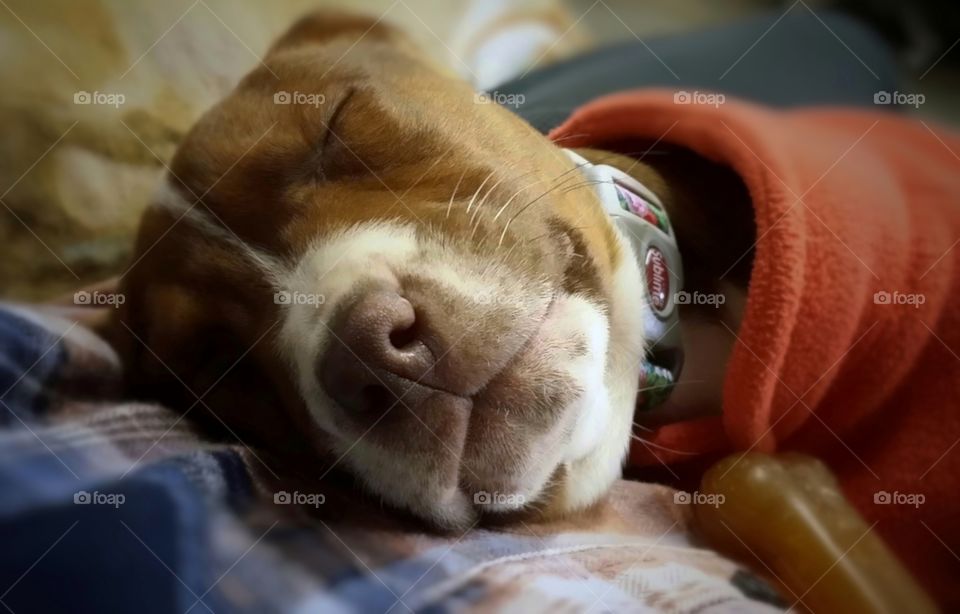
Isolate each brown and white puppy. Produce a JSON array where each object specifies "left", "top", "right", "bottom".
[{"left": 113, "top": 11, "right": 748, "bottom": 529}]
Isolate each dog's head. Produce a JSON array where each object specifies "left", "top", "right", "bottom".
[{"left": 117, "top": 12, "right": 648, "bottom": 528}]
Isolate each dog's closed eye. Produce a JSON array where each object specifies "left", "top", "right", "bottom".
[
  {"left": 120, "top": 10, "right": 648, "bottom": 530},
  {"left": 315, "top": 87, "right": 365, "bottom": 182}
]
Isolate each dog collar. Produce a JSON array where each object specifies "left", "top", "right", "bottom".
[{"left": 563, "top": 150, "right": 684, "bottom": 412}]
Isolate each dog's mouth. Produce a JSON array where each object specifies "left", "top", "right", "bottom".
[
  {"left": 276, "top": 219, "right": 621, "bottom": 529},
  {"left": 315, "top": 286, "right": 579, "bottom": 525}
]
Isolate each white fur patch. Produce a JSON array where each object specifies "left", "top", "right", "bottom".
[
  {"left": 556, "top": 295, "right": 611, "bottom": 462},
  {"left": 559, "top": 225, "right": 647, "bottom": 511},
  {"left": 276, "top": 222, "right": 420, "bottom": 437}
]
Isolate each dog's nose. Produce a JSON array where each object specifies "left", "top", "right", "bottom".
[{"left": 319, "top": 290, "right": 439, "bottom": 414}]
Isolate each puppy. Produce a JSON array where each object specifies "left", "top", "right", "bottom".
[{"left": 113, "top": 11, "right": 744, "bottom": 529}]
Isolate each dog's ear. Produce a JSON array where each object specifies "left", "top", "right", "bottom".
[
  {"left": 109, "top": 206, "right": 310, "bottom": 451},
  {"left": 110, "top": 221, "right": 224, "bottom": 409},
  {"left": 111, "top": 265, "right": 312, "bottom": 452}
]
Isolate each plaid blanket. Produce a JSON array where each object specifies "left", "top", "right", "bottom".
[{"left": 0, "top": 304, "right": 784, "bottom": 613}]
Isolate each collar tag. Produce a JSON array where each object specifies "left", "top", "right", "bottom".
[{"left": 563, "top": 149, "right": 684, "bottom": 411}]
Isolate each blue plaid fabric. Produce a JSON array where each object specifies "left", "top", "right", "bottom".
[{"left": 0, "top": 305, "right": 782, "bottom": 614}]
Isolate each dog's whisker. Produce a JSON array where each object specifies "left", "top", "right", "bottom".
[
  {"left": 468, "top": 169, "right": 536, "bottom": 242},
  {"left": 497, "top": 170, "right": 589, "bottom": 247},
  {"left": 489, "top": 179, "right": 560, "bottom": 248},
  {"left": 632, "top": 421, "right": 655, "bottom": 433},
  {"left": 490, "top": 177, "right": 547, "bottom": 225},
  {"left": 549, "top": 132, "right": 591, "bottom": 145},
  {"left": 470, "top": 174, "right": 510, "bottom": 221},
  {"left": 445, "top": 168, "right": 468, "bottom": 220},
  {"left": 629, "top": 434, "right": 700, "bottom": 455},
  {"left": 492, "top": 237, "right": 521, "bottom": 270},
  {"left": 507, "top": 157, "right": 597, "bottom": 213},
  {"left": 558, "top": 179, "right": 613, "bottom": 195},
  {"left": 464, "top": 167, "right": 498, "bottom": 216}
]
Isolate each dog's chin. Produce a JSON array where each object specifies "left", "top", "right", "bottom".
[
  {"left": 325, "top": 428, "right": 626, "bottom": 532},
  {"left": 312, "top": 356, "right": 631, "bottom": 532},
  {"left": 330, "top": 421, "right": 634, "bottom": 532}
]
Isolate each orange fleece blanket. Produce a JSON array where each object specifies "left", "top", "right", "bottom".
[{"left": 551, "top": 91, "right": 960, "bottom": 605}]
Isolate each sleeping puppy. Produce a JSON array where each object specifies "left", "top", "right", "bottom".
[{"left": 113, "top": 11, "right": 750, "bottom": 529}]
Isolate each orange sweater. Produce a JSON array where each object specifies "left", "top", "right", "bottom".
[{"left": 551, "top": 91, "right": 960, "bottom": 606}]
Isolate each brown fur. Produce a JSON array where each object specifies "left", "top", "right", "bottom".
[
  {"left": 111, "top": 11, "right": 622, "bottom": 475},
  {"left": 110, "top": 10, "right": 753, "bottom": 524}
]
